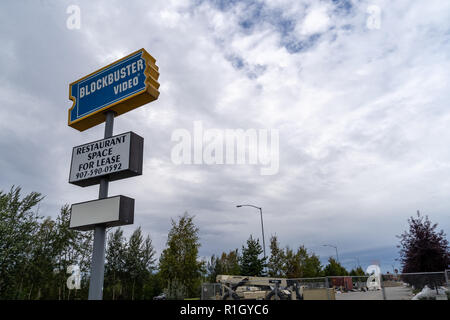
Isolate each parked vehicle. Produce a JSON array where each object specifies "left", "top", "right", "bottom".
[{"left": 153, "top": 293, "right": 167, "bottom": 300}]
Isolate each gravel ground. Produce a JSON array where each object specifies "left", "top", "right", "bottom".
[
  {"left": 335, "top": 286, "right": 413, "bottom": 300},
  {"left": 384, "top": 286, "right": 415, "bottom": 300}
]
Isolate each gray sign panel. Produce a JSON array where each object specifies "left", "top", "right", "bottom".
[
  {"left": 69, "top": 131, "right": 143, "bottom": 187},
  {"left": 69, "top": 195, "right": 134, "bottom": 231}
]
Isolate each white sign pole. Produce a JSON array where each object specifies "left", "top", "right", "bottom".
[{"left": 88, "top": 110, "right": 115, "bottom": 300}]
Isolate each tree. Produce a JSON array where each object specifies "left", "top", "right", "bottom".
[
  {"left": 283, "top": 247, "right": 302, "bottom": 278},
  {"left": 221, "top": 249, "right": 240, "bottom": 275},
  {"left": 0, "top": 186, "right": 93, "bottom": 300},
  {"left": 105, "top": 228, "right": 126, "bottom": 300},
  {"left": 159, "top": 212, "right": 204, "bottom": 298},
  {"left": 283, "top": 245, "right": 321, "bottom": 278},
  {"left": 26, "top": 217, "right": 58, "bottom": 300},
  {"left": 323, "top": 257, "right": 348, "bottom": 276},
  {"left": 140, "top": 233, "right": 157, "bottom": 298},
  {"left": 349, "top": 266, "right": 365, "bottom": 276},
  {"left": 398, "top": 211, "right": 449, "bottom": 273},
  {"left": 122, "top": 227, "right": 156, "bottom": 300},
  {"left": 124, "top": 227, "right": 144, "bottom": 299},
  {"left": 349, "top": 266, "right": 366, "bottom": 284},
  {"left": 0, "top": 186, "right": 43, "bottom": 299},
  {"left": 303, "top": 252, "right": 324, "bottom": 278},
  {"left": 267, "top": 235, "right": 284, "bottom": 277},
  {"left": 206, "top": 254, "right": 222, "bottom": 283},
  {"left": 267, "top": 237, "right": 324, "bottom": 279},
  {"left": 53, "top": 205, "right": 92, "bottom": 300},
  {"left": 104, "top": 227, "right": 156, "bottom": 300},
  {"left": 206, "top": 249, "right": 241, "bottom": 282},
  {"left": 239, "top": 235, "right": 266, "bottom": 276},
  {"left": 397, "top": 211, "right": 449, "bottom": 289}
]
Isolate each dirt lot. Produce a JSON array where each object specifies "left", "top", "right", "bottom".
[{"left": 335, "top": 286, "right": 414, "bottom": 300}]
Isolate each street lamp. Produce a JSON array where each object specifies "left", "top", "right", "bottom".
[
  {"left": 323, "top": 244, "right": 339, "bottom": 263},
  {"left": 236, "top": 204, "right": 266, "bottom": 268}
]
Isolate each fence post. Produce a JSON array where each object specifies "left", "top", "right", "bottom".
[
  {"left": 445, "top": 269, "right": 449, "bottom": 288},
  {"left": 201, "top": 283, "right": 204, "bottom": 300},
  {"left": 325, "top": 277, "right": 331, "bottom": 300},
  {"left": 380, "top": 274, "right": 386, "bottom": 300}
]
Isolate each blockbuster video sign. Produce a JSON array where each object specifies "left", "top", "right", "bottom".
[
  {"left": 68, "top": 48, "right": 160, "bottom": 131},
  {"left": 67, "top": 48, "right": 159, "bottom": 230},
  {"left": 67, "top": 48, "right": 160, "bottom": 299}
]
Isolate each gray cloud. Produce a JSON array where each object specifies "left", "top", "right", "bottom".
[{"left": 0, "top": 0, "right": 449, "bottom": 272}]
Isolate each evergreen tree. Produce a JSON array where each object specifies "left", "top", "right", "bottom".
[
  {"left": 239, "top": 235, "right": 266, "bottom": 276},
  {"left": 268, "top": 235, "right": 284, "bottom": 277},
  {"left": 323, "top": 257, "right": 348, "bottom": 276},
  {"left": 267, "top": 237, "right": 324, "bottom": 279},
  {"left": 349, "top": 266, "right": 366, "bottom": 283},
  {"left": 349, "top": 266, "right": 365, "bottom": 276},
  {"left": 303, "top": 252, "right": 324, "bottom": 278},
  {"left": 283, "top": 246, "right": 303, "bottom": 278}
]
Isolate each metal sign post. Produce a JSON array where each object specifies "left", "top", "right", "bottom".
[
  {"left": 67, "top": 48, "right": 159, "bottom": 300},
  {"left": 88, "top": 110, "right": 114, "bottom": 300}
]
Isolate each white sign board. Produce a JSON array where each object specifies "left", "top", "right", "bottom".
[
  {"left": 70, "top": 195, "right": 134, "bottom": 231},
  {"left": 69, "top": 132, "right": 143, "bottom": 187}
]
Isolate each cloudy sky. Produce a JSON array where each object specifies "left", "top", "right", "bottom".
[{"left": 1, "top": 0, "right": 449, "bottom": 273}]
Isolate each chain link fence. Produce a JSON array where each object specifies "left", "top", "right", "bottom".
[
  {"left": 201, "top": 283, "right": 223, "bottom": 300},
  {"left": 202, "top": 271, "right": 450, "bottom": 300},
  {"left": 382, "top": 271, "right": 449, "bottom": 300}
]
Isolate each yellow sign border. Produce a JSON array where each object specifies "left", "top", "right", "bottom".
[{"left": 68, "top": 48, "right": 160, "bottom": 131}]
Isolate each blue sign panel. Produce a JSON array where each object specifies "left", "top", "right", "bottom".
[{"left": 68, "top": 48, "right": 159, "bottom": 131}]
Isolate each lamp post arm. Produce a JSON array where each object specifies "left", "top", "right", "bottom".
[{"left": 238, "top": 204, "right": 261, "bottom": 210}]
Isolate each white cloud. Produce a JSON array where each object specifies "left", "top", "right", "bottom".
[
  {"left": 297, "top": 5, "right": 331, "bottom": 36},
  {"left": 0, "top": 0, "right": 449, "bottom": 271}
]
